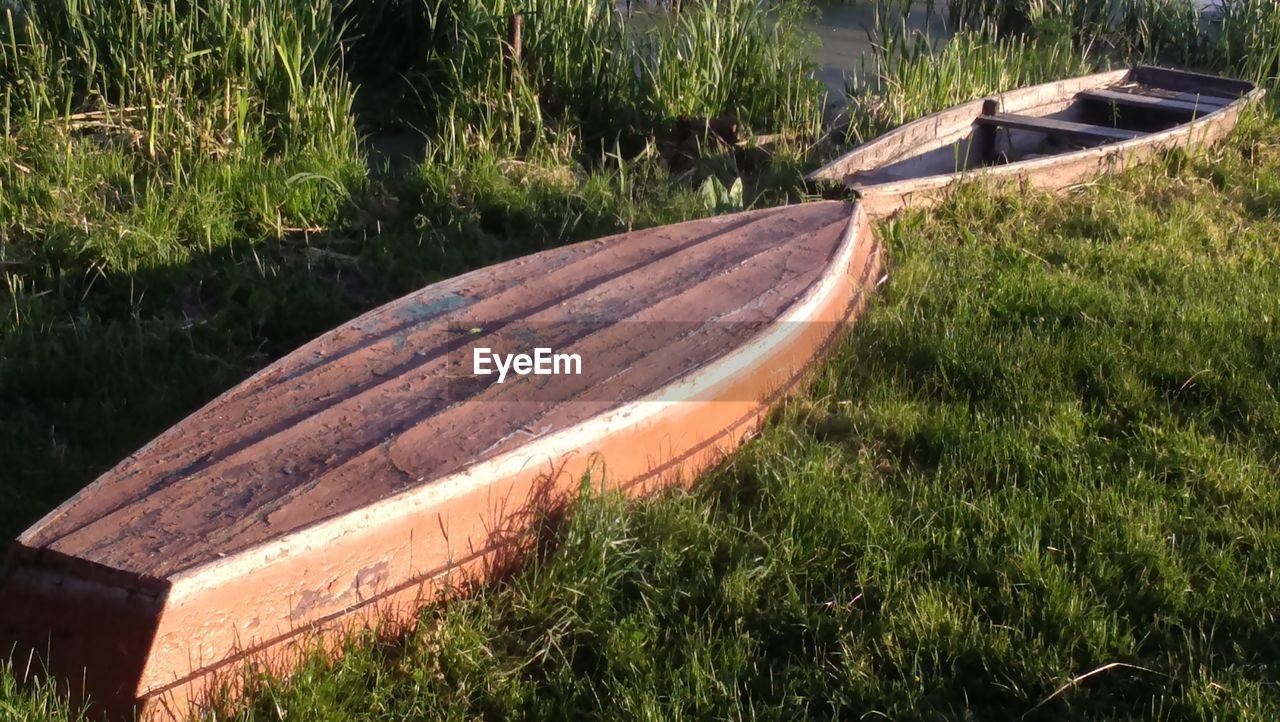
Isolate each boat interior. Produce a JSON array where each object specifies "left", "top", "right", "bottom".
[{"left": 846, "top": 67, "right": 1253, "bottom": 187}]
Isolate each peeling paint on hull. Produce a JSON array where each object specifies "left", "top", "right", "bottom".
[{"left": 1, "top": 200, "right": 884, "bottom": 720}]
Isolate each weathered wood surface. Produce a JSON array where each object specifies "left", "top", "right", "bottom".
[
  {"left": 1, "top": 200, "right": 884, "bottom": 719},
  {"left": 1103, "top": 83, "right": 1234, "bottom": 108},
  {"left": 974, "top": 112, "right": 1143, "bottom": 142},
  {"left": 1078, "top": 88, "right": 1227, "bottom": 116},
  {"left": 810, "top": 65, "right": 1261, "bottom": 218},
  {"left": 1132, "top": 65, "right": 1255, "bottom": 97}
]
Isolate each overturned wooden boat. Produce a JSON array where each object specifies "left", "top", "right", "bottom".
[
  {"left": 810, "top": 65, "right": 1262, "bottom": 217},
  {"left": 0, "top": 200, "right": 883, "bottom": 719}
]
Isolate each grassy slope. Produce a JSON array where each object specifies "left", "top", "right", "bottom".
[
  {"left": 151, "top": 113, "right": 1280, "bottom": 721},
  {"left": 5, "top": 0, "right": 1280, "bottom": 718}
]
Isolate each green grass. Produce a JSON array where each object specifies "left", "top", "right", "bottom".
[
  {"left": 397, "top": 0, "right": 824, "bottom": 155},
  {"left": 6, "top": 0, "right": 1280, "bottom": 718},
  {"left": 842, "top": 22, "right": 1093, "bottom": 142},
  {"left": 11, "top": 110, "right": 1280, "bottom": 722},
  {"left": 280, "top": 113, "right": 1280, "bottom": 720},
  {"left": 1, "top": 658, "right": 84, "bottom": 722},
  {"left": 193, "top": 112, "right": 1280, "bottom": 721}
]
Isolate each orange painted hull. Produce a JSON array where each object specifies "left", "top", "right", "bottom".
[{"left": 1, "top": 201, "right": 884, "bottom": 719}]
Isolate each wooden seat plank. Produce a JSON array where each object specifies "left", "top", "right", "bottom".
[
  {"left": 1107, "top": 84, "right": 1235, "bottom": 108},
  {"left": 1080, "top": 88, "right": 1231, "bottom": 116},
  {"left": 974, "top": 112, "right": 1143, "bottom": 143},
  {"left": 1132, "top": 65, "right": 1256, "bottom": 98}
]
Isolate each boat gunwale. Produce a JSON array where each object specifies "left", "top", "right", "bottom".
[{"left": 807, "top": 65, "right": 1263, "bottom": 206}]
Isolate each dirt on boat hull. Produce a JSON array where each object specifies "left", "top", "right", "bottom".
[{"left": 1, "top": 201, "right": 884, "bottom": 719}]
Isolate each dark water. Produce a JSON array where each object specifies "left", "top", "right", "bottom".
[{"left": 807, "top": 1, "right": 938, "bottom": 96}]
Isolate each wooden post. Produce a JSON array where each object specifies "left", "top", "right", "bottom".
[
  {"left": 978, "top": 97, "right": 1000, "bottom": 165},
  {"left": 507, "top": 13, "right": 523, "bottom": 66}
]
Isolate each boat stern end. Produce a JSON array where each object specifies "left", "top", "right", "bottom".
[{"left": 1, "top": 544, "right": 169, "bottom": 720}]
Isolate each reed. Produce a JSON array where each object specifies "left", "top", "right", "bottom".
[
  {"left": 0, "top": 0, "right": 365, "bottom": 287},
  {"left": 843, "top": 13, "right": 1092, "bottom": 142},
  {"left": 941, "top": 0, "right": 1280, "bottom": 87},
  {"left": 1214, "top": 0, "right": 1280, "bottom": 88},
  {"left": 841, "top": 0, "right": 1280, "bottom": 147},
  {"left": 0, "top": 0, "right": 358, "bottom": 154},
  {"left": 397, "top": 0, "right": 824, "bottom": 157},
  {"left": 638, "top": 0, "right": 825, "bottom": 138}
]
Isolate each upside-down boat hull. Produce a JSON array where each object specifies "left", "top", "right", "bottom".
[
  {"left": 1, "top": 201, "right": 883, "bottom": 719},
  {"left": 810, "top": 65, "right": 1262, "bottom": 217}
]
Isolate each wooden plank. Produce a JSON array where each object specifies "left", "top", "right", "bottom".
[
  {"left": 1079, "top": 88, "right": 1228, "bottom": 116},
  {"left": 974, "top": 112, "right": 1143, "bottom": 143},
  {"left": 978, "top": 97, "right": 1001, "bottom": 164},
  {"left": 1106, "top": 83, "right": 1234, "bottom": 108},
  {"left": 1133, "top": 65, "right": 1254, "bottom": 98}
]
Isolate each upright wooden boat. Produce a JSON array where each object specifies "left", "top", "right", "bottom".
[
  {"left": 810, "top": 65, "right": 1262, "bottom": 217},
  {"left": 1, "top": 200, "right": 883, "bottom": 719}
]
